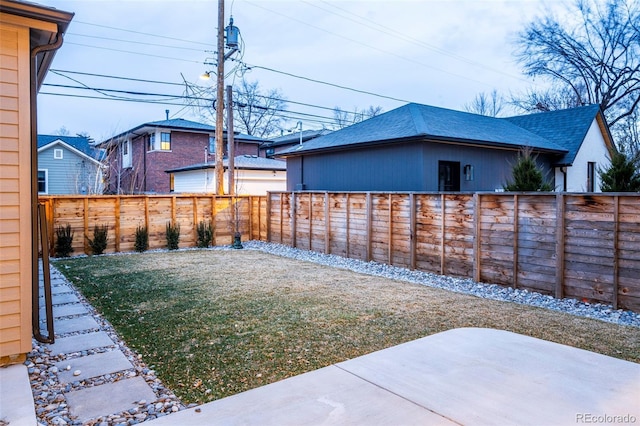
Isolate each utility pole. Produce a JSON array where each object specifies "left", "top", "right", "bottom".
[
  {"left": 215, "top": 0, "right": 225, "bottom": 195},
  {"left": 226, "top": 85, "right": 235, "bottom": 196}
]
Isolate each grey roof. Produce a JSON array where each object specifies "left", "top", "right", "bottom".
[
  {"left": 503, "top": 104, "right": 603, "bottom": 165},
  {"left": 38, "top": 134, "right": 103, "bottom": 160},
  {"left": 278, "top": 103, "right": 570, "bottom": 157},
  {"left": 165, "top": 155, "right": 286, "bottom": 173},
  {"left": 267, "top": 129, "right": 332, "bottom": 147},
  {"left": 97, "top": 118, "right": 266, "bottom": 146}
]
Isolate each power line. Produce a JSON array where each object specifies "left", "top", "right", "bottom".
[
  {"left": 65, "top": 42, "right": 203, "bottom": 64},
  {"left": 242, "top": 0, "right": 495, "bottom": 88},
  {"left": 67, "top": 32, "right": 208, "bottom": 53},
  {"left": 49, "top": 68, "right": 372, "bottom": 118},
  {"left": 73, "top": 20, "right": 213, "bottom": 47},
  {"left": 237, "top": 61, "right": 410, "bottom": 104}
]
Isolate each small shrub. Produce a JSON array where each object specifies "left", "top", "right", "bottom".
[
  {"left": 134, "top": 225, "right": 149, "bottom": 252},
  {"left": 166, "top": 221, "right": 180, "bottom": 250},
  {"left": 87, "top": 224, "right": 109, "bottom": 255},
  {"left": 196, "top": 220, "right": 213, "bottom": 248},
  {"left": 504, "top": 146, "right": 553, "bottom": 191},
  {"left": 55, "top": 224, "right": 74, "bottom": 258}
]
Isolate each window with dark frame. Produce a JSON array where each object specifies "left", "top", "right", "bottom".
[
  {"left": 587, "top": 161, "right": 596, "bottom": 192},
  {"left": 37, "top": 170, "right": 46, "bottom": 193},
  {"left": 148, "top": 133, "right": 155, "bottom": 151}
]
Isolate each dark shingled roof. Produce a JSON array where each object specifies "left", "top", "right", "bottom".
[
  {"left": 38, "top": 135, "right": 102, "bottom": 159},
  {"left": 503, "top": 104, "right": 602, "bottom": 165},
  {"left": 98, "top": 118, "right": 266, "bottom": 146},
  {"left": 278, "top": 103, "right": 572, "bottom": 157}
]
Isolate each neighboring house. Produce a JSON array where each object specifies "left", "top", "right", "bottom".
[
  {"left": 96, "top": 118, "right": 267, "bottom": 194},
  {"left": 166, "top": 155, "right": 287, "bottom": 195},
  {"left": 0, "top": 0, "right": 73, "bottom": 366},
  {"left": 278, "top": 103, "right": 614, "bottom": 193},
  {"left": 37, "top": 135, "right": 104, "bottom": 194},
  {"left": 260, "top": 129, "right": 331, "bottom": 158}
]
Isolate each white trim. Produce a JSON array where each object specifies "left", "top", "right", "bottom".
[
  {"left": 53, "top": 148, "right": 63, "bottom": 159},
  {"left": 38, "top": 139, "right": 102, "bottom": 166},
  {"left": 122, "top": 139, "right": 132, "bottom": 168}
]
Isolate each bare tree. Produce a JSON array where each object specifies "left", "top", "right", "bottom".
[
  {"left": 514, "top": 0, "right": 640, "bottom": 132},
  {"left": 233, "top": 79, "right": 287, "bottom": 138},
  {"left": 333, "top": 105, "right": 383, "bottom": 129},
  {"left": 182, "top": 76, "right": 287, "bottom": 138},
  {"left": 464, "top": 90, "right": 506, "bottom": 117}
]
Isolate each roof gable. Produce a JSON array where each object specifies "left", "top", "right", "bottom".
[
  {"left": 503, "top": 104, "right": 602, "bottom": 165},
  {"left": 37, "top": 134, "right": 103, "bottom": 161},
  {"left": 280, "top": 103, "right": 568, "bottom": 156}
]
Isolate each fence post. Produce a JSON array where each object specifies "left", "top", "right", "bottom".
[
  {"left": 291, "top": 192, "right": 297, "bottom": 248},
  {"left": 388, "top": 193, "right": 393, "bottom": 265},
  {"left": 410, "top": 193, "right": 417, "bottom": 270},
  {"left": 324, "top": 192, "right": 330, "bottom": 254},
  {"left": 513, "top": 194, "right": 519, "bottom": 289},
  {"left": 440, "top": 193, "right": 445, "bottom": 275},
  {"left": 473, "top": 193, "right": 481, "bottom": 282},
  {"left": 308, "top": 192, "right": 313, "bottom": 251},
  {"left": 612, "top": 195, "right": 619, "bottom": 309},
  {"left": 555, "top": 193, "right": 565, "bottom": 299},
  {"left": 346, "top": 193, "right": 350, "bottom": 258},
  {"left": 192, "top": 197, "right": 198, "bottom": 244},
  {"left": 83, "top": 197, "right": 89, "bottom": 254},
  {"left": 366, "top": 192, "right": 372, "bottom": 262},
  {"left": 115, "top": 196, "right": 121, "bottom": 253},
  {"left": 211, "top": 195, "right": 217, "bottom": 246}
]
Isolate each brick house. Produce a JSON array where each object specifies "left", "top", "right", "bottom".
[{"left": 97, "top": 118, "right": 266, "bottom": 194}]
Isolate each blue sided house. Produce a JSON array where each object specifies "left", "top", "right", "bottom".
[{"left": 37, "top": 135, "right": 104, "bottom": 194}]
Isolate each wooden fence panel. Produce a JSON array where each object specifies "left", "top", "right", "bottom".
[
  {"left": 442, "top": 195, "right": 475, "bottom": 278},
  {"left": 516, "top": 195, "right": 557, "bottom": 294},
  {"left": 40, "top": 195, "right": 266, "bottom": 255},
  {"left": 478, "top": 194, "right": 515, "bottom": 286},
  {"left": 563, "top": 195, "right": 615, "bottom": 304},
  {"left": 414, "top": 194, "right": 442, "bottom": 273}
]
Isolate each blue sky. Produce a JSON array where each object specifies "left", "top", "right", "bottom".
[{"left": 36, "top": 0, "right": 560, "bottom": 141}]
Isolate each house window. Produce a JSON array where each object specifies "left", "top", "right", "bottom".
[
  {"left": 209, "top": 136, "right": 215, "bottom": 154},
  {"left": 54, "top": 149, "right": 63, "bottom": 159},
  {"left": 587, "top": 161, "right": 596, "bottom": 192},
  {"left": 438, "top": 161, "right": 461, "bottom": 191},
  {"left": 160, "top": 132, "right": 171, "bottom": 150},
  {"left": 38, "top": 169, "right": 48, "bottom": 193},
  {"left": 122, "top": 140, "right": 132, "bottom": 168},
  {"left": 148, "top": 133, "right": 155, "bottom": 151}
]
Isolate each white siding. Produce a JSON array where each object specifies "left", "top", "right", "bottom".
[
  {"left": 555, "top": 119, "right": 611, "bottom": 192},
  {"left": 173, "top": 169, "right": 286, "bottom": 195}
]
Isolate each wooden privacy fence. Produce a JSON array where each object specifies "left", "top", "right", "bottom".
[
  {"left": 266, "top": 192, "right": 640, "bottom": 313},
  {"left": 39, "top": 195, "right": 267, "bottom": 255}
]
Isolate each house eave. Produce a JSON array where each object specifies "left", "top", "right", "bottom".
[{"left": 278, "top": 135, "right": 567, "bottom": 158}]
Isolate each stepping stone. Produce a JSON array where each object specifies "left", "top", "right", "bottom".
[
  {"left": 65, "top": 377, "right": 157, "bottom": 423},
  {"left": 46, "top": 331, "right": 115, "bottom": 356},
  {"left": 51, "top": 293, "right": 80, "bottom": 305},
  {"left": 40, "top": 303, "right": 88, "bottom": 319},
  {"left": 42, "top": 284, "right": 74, "bottom": 296},
  {"left": 56, "top": 351, "right": 133, "bottom": 384},
  {"left": 54, "top": 315, "right": 100, "bottom": 336}
]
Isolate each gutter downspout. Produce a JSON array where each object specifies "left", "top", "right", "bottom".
[{"left": 31, "top": 31, "right": 64, "bottom": 344}]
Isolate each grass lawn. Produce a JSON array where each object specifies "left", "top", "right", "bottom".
[{"left": 55, "top": 249, "right": 640, "bottom": 405}]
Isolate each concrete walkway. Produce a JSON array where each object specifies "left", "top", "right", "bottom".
[{"left": 145, "top": 328, "right": 640, "bottom": 426}]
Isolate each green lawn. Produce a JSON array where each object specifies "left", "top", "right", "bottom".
[{"left": 56, "top": 250, "right": 640, "bottom": 405}]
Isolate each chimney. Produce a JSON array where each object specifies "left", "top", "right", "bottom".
[{"left": 165, "top": 109, "right": 170, "bottom": 120}]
